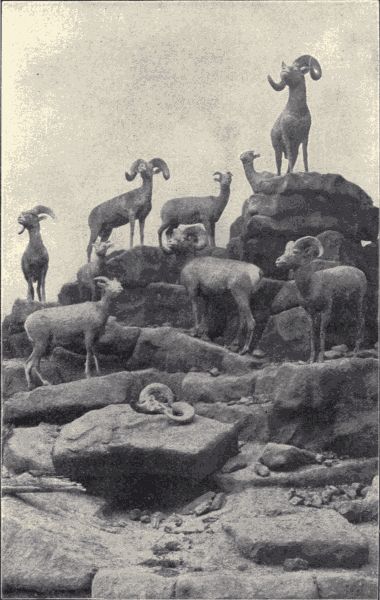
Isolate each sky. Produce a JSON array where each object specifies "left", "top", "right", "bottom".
[{"left": 2, "top": 0, "right": 379, "bottom": 313}]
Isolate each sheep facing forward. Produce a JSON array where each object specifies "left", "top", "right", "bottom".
[
  {"left": 24, "top": 277, "right": 123, "bottom": 389},
  {"left": 87, "top": 158, "right": 170, "bottom": 261},
  {"left": 164, "top": 226, "right": 263, "bottom": 355},
  {"left": 18, "top": 205, "right": 56, "bottom": 302},
  {"left": 268, "top": 55, "right": 322, "bottom": 174},
  {"left": 275, "top": 236, "right": 367, "bottom": 362},
  {"left": 158, "top": 171, "right": 232, "bottom": 249}
]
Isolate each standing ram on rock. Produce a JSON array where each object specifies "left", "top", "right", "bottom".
[
  {"left": 87, "top": 158, "right": 170, "bottom": 261},
  {"left": 164, "top": 226, "right": 263, "bottom": 355},
  {"left": 275, "top": 236, "right": 367, "bottom": 362},
  {"left": 18, "top": 205, "right": 56, "bottom": 303},
  {"left": 158, "top": 171, "right": 232, "bottom": 248},
  {"left": 268, "top": 55, "right": 322, "bottom": 174}
]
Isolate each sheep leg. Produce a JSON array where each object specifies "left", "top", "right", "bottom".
[
  {"left": 84, "top": 332, "right": 96, "bottom": 378},
  {"left": 27, "top": 279, "right": 34, "bottom": 302},
  {"left": 231, "top": 288, "right": 255, "bottom": 355},
  {"left": 203, "top": 220, "right": 214, "bottom": 248},
  {"left": 37, "top": 265, "right": 48, "bottom": 303},
  {"left": 129, "top": 214, "right": 136, "bottom": 249},
  {"left": 139, "top": 218, "right": 145, "bottom": 246},
  {"left": 199, "top": 297, "right": 210, "bottom": 341},
  {"left": 25, "top": 341, "right": 50, "bottom": 389},
  {"left": 318, "top": 306, "right": 332, "bottom": 362},
  {"left": 286, "top": 143, "right": 299, "bottom": 173},
  {"left": 302, "top": 140, "right": 309, "bottom": 172},
  {"left": 353, "top": 293, "right": 365, "bottom": 354},
  {"left": 93, "top": 353, "right": 100, "bottom": 375},
  {"left": 188, "top": 291, "right": 201, "bottom": 337},
  {"left": 158, "top": 224, "right": 168, "bottom": 248},
  {"left": 274, "top": 146, "right": 282, "bottom": 176},
  {"left": 210, "top": 222, "right": 216, "bottom": 247},
  {"left": 307, "top": 311, "right": 319, "bottom": 363}
]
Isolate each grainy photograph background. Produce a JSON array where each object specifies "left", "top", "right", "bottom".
[{"left": 2, "top": 0, "right": 379, "bottom": 313}]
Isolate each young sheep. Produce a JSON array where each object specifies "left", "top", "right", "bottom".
[
  {"left": 77, "top": 240, "right": 113, "bottom": 301},
  {"left": 240, "top": 150, "right": 276, "bottom": 194},
  {"left": 275, "top": 236, "right": 367, "bottom": 362},
  {"left": 87, "top": 158, "right": 170, "bottom": 261},
  {"left": 158, "top": 171, "right": 232, "bottom": 249},
  {"left": 164, "top": 226, "right": 263, "bottom": 354},
  {"left": 18, "top": 205, "right": 56, "bottom": 302},
  {"left": 24, "top": 277, "right": 123, "bottom": 389},
  {"left": 268, "top": 55, "right": 322, "bottom": 174}
]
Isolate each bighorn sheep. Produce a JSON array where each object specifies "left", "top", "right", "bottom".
[
  {"left": 24, "top": 277, "right": 123, "bottom": 389},
  {"left": 164, "top": 226, "right": 263, "bottom": 354},
  {"left": 158, "top": 171, "right": 232, "bottom": 248},
  {"left": 275, "top": 236, "right": 367, "bottom": 362},
  {"left": 77, "top": 240, "right": 113, "bottom": 301},
  {"left": 87, "top": 158, "right": 170, "bottom": 261},
  {"left": 18, "top": 205, "right": 56, "bottom": 302},
  {"left": 135, "top": 383, "right": 195, "bottom": 424},
  {"left": 268, "top": 55, "right": 322, "bottom": 174},
  {"left": 240, "top": 151, "right": 276, "bottom": 194}
]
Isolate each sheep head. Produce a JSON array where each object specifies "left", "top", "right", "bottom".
[
  {"left": 135, "top": 383, "right": 175, "bottom": 414},
  {"left": 268, "top": 55, "right": 322, "bottom": 91},
  {"left": 93, "top": 240, "right": 113, "bottom": 257},
  {"left": 275, "top": 236, "right": 324, "bottom": 269},
  {"left": 213, "top": 171, "right": 233, "bottom": 186},
  {"left": 18, "top": 205, "right": 56, "bottom": 234},
  {"left": 125, "top": 158, "right": 170, "bottom": 182},
  {"left": 163, "top": 225, "right": 209, "bottom": 255},
  {"left": 94, "top": 276, "right": 123, "bottom": 297},
  {"left": 240, "top": 151, "right": 261, "bottom": 164}
]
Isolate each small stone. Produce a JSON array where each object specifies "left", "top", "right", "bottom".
[
  {"left": 129, "top": 508, "right": 142, "bottom": 521},
  {"left": 287, "top": 488, "right": 296, "bottom": 500},
  {"left": 315, "top": 453, "right": 324, "bottom": 464},
  {"left": 140, "top": 515, "right": 151, "bottom": 524},
  {"left": 360, "top": 485, "right": 371, "bottom": 498},
  {"left": 253, "top": 462, "right": 270, "bottom": 477},
  {"left": 227, "top": 400, "right": 236, "bottom": 406},
  {"left": 355, "top": 348, "right": 378, "bottom": 358},
  {"left": 252, "top": 348, "right": 267, "bottom": 358},
  {"left": 151, "top": 512, "right": 165, "bottom": 529},
  {"left": 174, "top": 517, "right": 183, "bottom": 527},
  {"left": 321, "top": 489, "right": 334, "bottom": 504},
  {"left": 326, "top": 485, "right": 340, "bottom": 496},
  {"left": 194, "top": 501, "right": 213, "bottom": 516},
  {"left": 289, "top": 495, "right": 304, "bottom": 506},
  {"left": 181, "top": 491, "right": 216, "bottom": 515},
  {"left": 209, "top": 368, "right": 220, "bottom": 377},
  {"left": 331, "top": 344, "right": 348, "bottom": 354},
  {"left": 324, "top": 459, "right": 333, "bottom": 467},
  {"left": 221, "top": 456, "right": 248, "bottom": 474},
  {"left": 374, "top": 342, "right": 379, "bottom": 350},
  {"left": 237, "top": 396, "right": 253, "bottom": 405},
  {"left": 283, "top": 558, "right": 309, "bottom": 571},
  {"left": 324, "top": 350, "right": 343, "bottom": 360},
  {"left": 188, "top": 565, "right": 203, "bottom": 572},
  {"left": 237, "top": 563, "right": 249, "bottom": 571},
  {"left": 310, "top": 493, "right": 322, "bottom": 508},
  {"left": 210, "top": 492, "right": 226, "bottom": 512},
  {"left": 345, "top": 486, "right": 359, "bottom": 500}
]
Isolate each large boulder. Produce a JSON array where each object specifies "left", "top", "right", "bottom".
[
  {"left": 2, "top": 358, "right": 63, "bottom": 398},
  {"left": 3, "top": 369, "right": 185, "bottom": 426},
  {"left": 53, "top": 404, "right": 239, "bottom": 484},
  {"left": 3, "top": 423, "right": 59, "bottom": 475},
  {"left": 268, "top": 358, "right": 378, "bottom": 457},
  {"left": 223, "top": 507, "right": 369, "bottom": 568}
]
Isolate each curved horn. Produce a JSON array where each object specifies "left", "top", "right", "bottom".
[
  {"left": 267, "top": 75, "right": 286, "bottom": 91},
  {"left": 138, "top": 383, "right": 175, "bottom": 407},
  {"left": 294, "top": 236, "right": 324, "bottom": 257},
  {"left": 93, "top": 276, "right": 111, "bottom": 286},
  {"left": 125, "top": 159, "right": 147, "bottom": 181},
  {"left": 29, "top": 205, "right": 56, "bottom": 219},
  {"left": 293, "top": 55, "right": 322, "bottom": 80},
  {"left": 184, "top": 226, "right": 209, "bottom": 251},
  {"left": 149, "top": 158, "right": 170, "bottom": 180},
  {"left": 213, "top": 171, "right": 222, "bottom": 181},
  {"left": 164, "top": 401, "right": 195, "bottom": 424}
]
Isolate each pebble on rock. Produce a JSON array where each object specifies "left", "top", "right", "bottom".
[
  {"left": 283, "top": 558, "right": 309, "bottom": 571},
  {"left": 129, "top": 509, "right": 142, "bottom": 521},
  {"left": 253, "top": 462, "right": 271, "bottom": 477}
]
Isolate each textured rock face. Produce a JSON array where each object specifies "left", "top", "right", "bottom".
[
  {"left": 53, "top": 404, "right": 239, "bottom": 483},
  {"left": 3, "top": 369, "right": 185, "bottom": 426},
  {"left": 268, "top": 358, "right": 378, "bottom": 457},
  {"left": 258, "top": 307, "right": 311, "bottom": 361},
  {"left": 223, "top": 508, "right": 369, "bottom": 568},
  {"left": 3, "top": 423, "right": 59, "bottom": 475},
  {"left": 92, "top": 568, "right": 175, "bottom": 599}
]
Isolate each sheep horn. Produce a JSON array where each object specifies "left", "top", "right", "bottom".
[
  {"left": 293, "top": 55, "right": 322, "bottom": 80},
  {"left": 30, "top": 205, "right": 56, "bottom": 219},
  {"left": 163, "top": 401, "right": 195, "bottom": 424},
  {"left": 93, "top": 276, "right": 111, "bottom": 287},
  {"left": 294, "top": 236, "right": 324, "bottom": 257},
  {"left": 185, "top": 226, "right": 209, "bottom": 251},
  {"left": 213, "top": 172, "right": 222, "bottom": 181},
  {"left": 125, "top": 159, "right": 147, "bottom": 181},
  {"left": 138, "top": 383, "right": 175, "bottom": 412},
  {"left": 149, "top": 158, "right": 170, "bottom": 180},
  {"left": 267, "top": 75, "right": 286, "bottom": 91}
]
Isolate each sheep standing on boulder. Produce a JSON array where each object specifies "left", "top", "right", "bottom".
[
  {"left": 268, "top": 55, "right": 322, "bottom": 174},
  {"left": 18, "top": 205, "right": 56, "bottom": 303},
  {"left": 77, "top": 240, "right": 113, "bottom": 301},
  {"left": 275, "top": 236, "right": 367, "bottom": 362},
  {"left": 24, "top": 277, "right": 123, "bottom": 389},
  {"left": 158, "top": 171, "right": 232, "bottom": 248},
  {"left": 87, "top": 158, "right": 170, "bottom": 261}
]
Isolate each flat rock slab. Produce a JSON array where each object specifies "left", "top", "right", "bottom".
[
  {"left": 223, "top": 508, "right": 368, "bottom": 568},
  {"left": 316, "top": 573, "right": 378, "bottom": 599},
  {"left": 53, "top": 404, "right": 239, "bottom": 483},
  {"left": 3, "top": 423, "right": 59, "bottom": 475},
  {"left": 3, "top": 369, "right": 185, "bottom": 426},
  {"left": 175, "top": 572, "right": 318, "bottom": 599},
  {"left": 92, "top": 568, "right": 175, "bottom": 599}
]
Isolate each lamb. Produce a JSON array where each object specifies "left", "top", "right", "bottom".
[
  {"left": 275, "top": 236, "right": 367, "bottom": 362},
  {"left": 240, "top": 150, "right": 276, "bottom": 194},
  {"left": 268, "top": 55, "right": 322, "bottom": 174},
  {"left": 87, "top": 158, "right": 170, "bottom": 261},
  {"left": 24, "top": 277, "right": 123, "bottom": 389},
  {"left": 158, "top": 171, "right": 232, "bottom": 248},
  {"left": 164, "top": 226, "right": 263, "bottom": 354},
  {"left": 77, "top": 240, "right": 113, "bottom": 301},
  {"left": 18, "top": 205, "right": 56, "bottom": 302}
]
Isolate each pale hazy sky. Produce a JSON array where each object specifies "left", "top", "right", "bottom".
[{"left": 2, "top": 1, "right": 379, "bottom": 313}]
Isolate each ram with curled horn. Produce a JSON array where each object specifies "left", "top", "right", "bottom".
[
  {"left": 276, "top": 236, "right": 367, "bottom": 363},
  {"left": 268, "top": 55, "right": 322, "bottom": 174},
  {"left": 87, "top": 157, "right": 170, "bottom": 261},
  {"left": 17, "top": 204, "right": 56, "bottom": 302}
]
